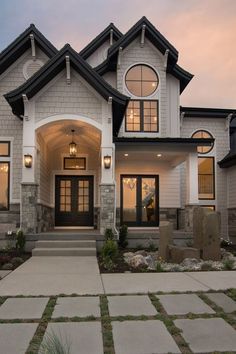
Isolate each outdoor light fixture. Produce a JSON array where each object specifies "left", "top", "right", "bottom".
[
  {"left": 104, "top": 155, "right": 111, "bottom": 169},
  {"left": 24, "top": 154, "right": 32, "bottom": 168},
  {"left": 69, "top": 129, "right": 77, "bottom": 157}
]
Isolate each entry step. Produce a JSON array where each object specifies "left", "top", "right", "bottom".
[
  {"left": 35, "top": 240, "right": 96, "bottom": 248},
  {"left": 32, "top": 247, "right": 96, "bottom": 256}
]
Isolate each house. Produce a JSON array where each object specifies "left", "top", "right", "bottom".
[{"left": 0, "top": 17, "right": 235, "bottom": 243}]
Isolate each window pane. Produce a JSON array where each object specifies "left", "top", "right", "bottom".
[
  {"left": 0, "top": 163, "right": 9, "bottom": 210},
  {"left": 122, "top": 178, "right": 137, "bottom": 222},
  {"left": 125, "top": 65, "right": 158, "bottom": 97},
  {"left": 126, "top": 65, "right": 142, "bottom": 81},
  {"left": 198, "top": 157, "right": 214, "bottom": 199},
  {"left": 64, "top": 158, "right": 86, "bottom": 170},
  {"left": 142, "top": 65, "right": 157, "bottom": 82},
  {"left": 141, "top": 178, "right": 156, "bottom": 223},
  {"left": 143, "top": 100, "right": 158, "bottom": 132},
  {"left": 192, "top": 130, "right": 213, "bottom": 154},
  {"left": 142, "top": 81, "right": 157, "bottom": 96},
  {"left": 126, "top": 101, "right": 141, "bottom": 131},
  {"left": 0, "top": 142, "right": 9, "bottom": 156},
  {"left": 126, "top": 81, "right": 142, "bottom": 96}
]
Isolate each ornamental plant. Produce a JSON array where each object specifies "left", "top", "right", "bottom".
[
  {"left": 118, "top": 224, "right": 128, "bottom": 249},
  {"left": 16, "top": 229, "right": 25, "bottom": 252}
]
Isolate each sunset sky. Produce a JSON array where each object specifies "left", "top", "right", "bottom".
[{"left": 0, "top": 0, "right": 236, "bottom": 108}]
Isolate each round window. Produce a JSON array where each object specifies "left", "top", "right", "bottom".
[
  {"left": 192, "top": 130, "right": 214, "bottom": 154},
  {"left": 125, "top": 64, "right": 159, "bottom": 97}
]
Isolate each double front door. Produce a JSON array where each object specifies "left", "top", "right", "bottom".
[
  {"left": 55, "top": 176, "right": 93, "bottom": 226},
  {"left": 121, "top": 175, "right": 159, "bottom": 226}
]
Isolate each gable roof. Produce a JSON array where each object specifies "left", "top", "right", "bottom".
[
  {"left": 79, "top": 23, "right": 122, "bottom": 60},
  {"left": 0, "top": 24, "right": 58, "bottom": 75},
  {"left": 181, "top": 106, "right": 236, "bottom": 118},
  {"left": 94, "top": 17, "right": 193, "bottom": 92},
  {"left": 4, "top": 44, "right": 129, "bottom": 136}
]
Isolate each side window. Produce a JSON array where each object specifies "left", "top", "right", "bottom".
[
  {"left": 0, "top": 142, "right": 10, "bottom": 210},
  {"left": 198, "top": 157, "right": 215, "bottom": 200}
]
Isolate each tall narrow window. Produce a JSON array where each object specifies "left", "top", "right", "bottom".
[
  {"left": 198, "top": 157, "right": 215, "bottom": 200},
  {"left": 0, "top": 162, "right": 9, "bottom": 210},
  {"left": 126, "top": 101, "right": 141, "bottom": 131},
  {"left": 125, "top": 100, "right": 159, "bottom": 132}
]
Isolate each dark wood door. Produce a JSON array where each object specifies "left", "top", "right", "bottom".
[{"left": 55, "top": 176, "right": 93, "bottom": 227}]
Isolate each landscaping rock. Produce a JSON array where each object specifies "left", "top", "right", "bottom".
[
  {"left": 168, "top": 245, "right": 200, "bottom": 263},
  {"left": 134, "top": 250, "right": 148, "bottom": 257},
  {"left": 202, "top": 212, "right": 221, "bottom": 261},
  {"left": 145, "top": 255, "right": 155, "bottom": 270},
  {"left": 129, "top": 255, "right": 148, "bottom": 268},
  {"left": 181, "top": 258, "right": 200, "bottom": 268}
]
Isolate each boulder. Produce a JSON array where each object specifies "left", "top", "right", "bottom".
[
  {"left": 129, "top": 255, "right": 148, "bottom": 268},
  {"left": 145, "top": 255, "right": 155, "bottom": 270},
  {"left": 202, "top": 212, "right": 221, "bottom": 261},
  {"left": 159, "top": 222, "right": 173, "bottom": 261},
  {"left": 168, "top": 245, "right": 200, "bottom": 264}
]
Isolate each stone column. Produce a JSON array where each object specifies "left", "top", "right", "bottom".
[
  {"left": 100, "top": 184, "right": 115, "bottom": 234},
  {"left": 21, "top": 183, "right": 38, "bottom": 234}
]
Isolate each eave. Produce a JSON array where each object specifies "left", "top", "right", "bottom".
[
  {"left": 4, "top": 44, "right": 129, "bottom": 136},
  {"left": 0, "top": 24, "right": 58, "bottom": 75},
  {"left": 218, "top": 151, "right": 236, "bottom": 168},
  {"left": 181, "top": 106, "right": 236, "bottom": 119},
  {"left": 113, "top": 137, "right": 214, "bottom": 146}
]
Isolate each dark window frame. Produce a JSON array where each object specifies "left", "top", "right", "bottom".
[
  {"left": 125, "top": 100, "right": 159, "bottom": 133},
  {"left": 201, "top": 205, "right": 216, "bottom": 211},
  {"left": 63, "top": 157, "right": 86, "bottom": 170},
  {"left": 0, "top": 161, "right": 10, "bottom": 211},
  {"left": 198, "top": 156, "right": 215, "bottom": 200},
  {"left": 191, "top": 130, "right": 214, "bottom": 154},
  {"left": 125, "top": 64, "right": 159, "bottom": 97},
  {"left": 0, "top": 141, "right": 10, "bottom": 157},
  {"left": 120, "top": 174, "right": 159, "bottom": 227}
]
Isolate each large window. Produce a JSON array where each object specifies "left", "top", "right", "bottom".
[
  {"left": 125, "top": 64, "right": 159, "bottom": 97},
  {"left": 0, "top": 162, "right": 9, "bottom": 210},
  {"left": 198, "top": 157, "right": 215, "bottom": 200},
  {"left": 126, "top": 100, "right": 159, "bottom": 132},
  {"left": 64, "top": 157, "right": 86, "bottom": 170},
  {"left": 0, "top": 142, "right": 10, "bottom": 157},
  {"left": 192, "top": 130, "right": 214, "bottom": 154}
]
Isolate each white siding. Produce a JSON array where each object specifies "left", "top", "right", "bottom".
[
  {"left": 102, "top": 72, "right": 117, "bottom": 88},
  {"left": 227, "top": 166, "right": 236, "bottom": 208},
  {"left": 0, "top": 48, "right": 49, "bottom": 201},
  {"left": 37, "top": 133, "right": 50, "bottom": 205},
  {"left": 166, "top": 74, "right": 180, "bottom": 137},
  {"left": 35, "top": 69, "right": 103, "bottom": 124},
  {"left": 86, "top": 40, "right": 110, "bottom": 68}
]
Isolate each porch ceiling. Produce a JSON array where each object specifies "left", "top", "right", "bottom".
[{"left": 36, "top": 120, "right": 101, "bottom": 151}]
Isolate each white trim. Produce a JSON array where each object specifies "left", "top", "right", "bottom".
[
  {"left": 0, "top": 137, "right": 14, "bottom": 204},
  {"left": 23, "top": 59, "right": 44, "bottom": 80},
  {"left": 35, "top": 114, "right": 102, "bottom": 132}
]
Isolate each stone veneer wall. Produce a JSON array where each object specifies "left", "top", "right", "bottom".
[
  {"left": 36, "top": 204, "right": 54, "bottom": 233},
  {"left": 21, "top": 184, "right": 38, "bottom": 234},
  {"left": 100, "top": 184, "right": 115, "bottom": 233},
  {"left": 228, "top": 208, "right": 236, "bottom": 244}
]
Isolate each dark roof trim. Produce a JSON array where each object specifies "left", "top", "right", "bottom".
[
  {"left": 4, "top": 44, "right": 129, "bottom": 136},
  {"left": 218, "top": 151, "right": 236, "bottom": 168},
  {"left": 79, "top": 23, "right": 122, "bottom": 60},
  {"left": 114, "top": 137, "right": 214, "bottom": 146},
  {"left": 181, "top": 106, "right": 236, "bottom": 118},
  {"left": 0, "top": 24, "right": 58, "bottom": 75},
  {"left": 95, "top": 17, "right": 193, "bottom": 93}
]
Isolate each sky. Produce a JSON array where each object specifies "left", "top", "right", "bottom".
[{"left": 0, "top": 0, "right": 236, "bottom": 108}]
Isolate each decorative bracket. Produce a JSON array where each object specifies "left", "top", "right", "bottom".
[
  {"left": 108, "top": 97, "right": 112, "bottom": 123},
  {"left": 29, "top": 34, "right": 36, "bottom": 60},
  {"left": 117, "top": 47, "right": 122, "bottom": 69},
  {"left": 225, "top": 113, "right": 233, "bottom": 131},
  {"left": 22, "top": 94, "right": 29, "bottom": 121},
  {"left": 164, "top": 49, "right": 169, "bottom": 69},
  {"left": 110, "top": 29, "right": 114, "bottom": 46},
  {"left": 141, "top": 25, "right": 146, "bottom": 47},
  {"left": 180, "top": 112, "right": 185, "bottom": 128},
  {"left": 65, "top": 56, "right": 71, "bottom": 85}
]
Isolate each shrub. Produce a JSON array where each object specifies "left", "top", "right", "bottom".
[
  {"left": 148, "top": 241, "right": 156, "bottom": 252},
  {"left": 104, "top": 228, "right": 114, "bottom": 241},
  {"left": 2, "top": 263, "right": 13, "bottom": 270},
  {"left": 102, "top": 257, "right": 116, "bottom": 271},
  {"left": 220, "top": 238, "right": 233, "bottom": 248},
  {"left": 118, "top": 225, "right": 128, "bottom": 249},
  {"left": 0, "top": 255, "right": 11, "bottom": 266},
  {"left": 156, "top": 261, "right": 164, "bottom": 272},
  {"left": 101, "top": 239, "right": 118, "bottom": 261},
  {"left": 201, "top": 262, "right": 214, "bottom": 271},
  {"left": 11, "top": 257, "right": 24, "bottom": 268},
  {"left": 223, "top": 258, "right": 235, "bottom": 270},
  {"left": 38, "top": 330, "right": 71, "bottom": 354},
  {"left": 16, "top": 230, "right": 25, "bottom": 251}
]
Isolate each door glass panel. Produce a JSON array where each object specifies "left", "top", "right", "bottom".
[
  {"left": 78, "top": 180, "right": 90, "bottom": 212},
  {"left": 122, "top": 178, "right": 137, "bottom": 222},
  {"left": 60, "top": 180, "right": 71, "bottom": 212},
  {"left": 141, "top": 178, "right": 156, "bottom": 223},
  {"left": 0, "top": 163, "right": 9, "bottom": 210}
]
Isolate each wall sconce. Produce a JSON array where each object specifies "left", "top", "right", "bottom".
[
  {"left": 104, "top": 155, "right": 111, "bottom": 169},
  {"left": 24, "top": 154, "right": 32, "bottom": 168},
  {"left": 69, "top": 129, "right": 77, "bottom": 157}
]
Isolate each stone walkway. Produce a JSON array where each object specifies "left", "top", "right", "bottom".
[{"left": 0, "top": 291, "right": 235, "bottom": 353}]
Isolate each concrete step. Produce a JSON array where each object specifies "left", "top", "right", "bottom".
[
  {"left": 32, "top": 247, "right": 97, "bottom": 256},
  {"left": 35, "top": 240, "right": 96, "bottom": 248},
  {"left": 27, "top": 232, "right": 102, "bottom": 241}
]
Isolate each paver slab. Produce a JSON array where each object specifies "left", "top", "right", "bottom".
[
  {"left": 108, "top": 295, "right": 157, "bottom": 316},
  {"left": 0, "top": 297, "right": 49, "bottom": 319},
  {"left": 206, "top": 292, "right": 236, "bottom": 313},
  {"left": 175, "top": 318, "right": 236, "bottom": 353},
  {"left": 157, "top": 294, "right": 215, "bottom": 315},
  {"left": 44, "top": 322, "right": 103, "bottom": 354},
  {"left": 186, "top": 270, "right": 236, "bottom": 290},
  {"left": 52, "top": 296, "right": 100, "bottom": 318},
  {"left": 0, "top": 323, "right": 38, "bottom": 354},
  {"left": 102, "top": 273, "right": 209, "bottom": 294},
  {"left": 112, "top": 320, "right": 181, "bottom": 354}
]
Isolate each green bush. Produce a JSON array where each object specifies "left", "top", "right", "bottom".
[
  {"left": 101, "top": 239, "right": 118, "bottom": 261},
  {"left": 223, "top": 258, "right": 235, "bottom": 270},
  {"left": 16, "top": 230, "right": 25, "bottom": 251},
  {"left": 118, "top": 225, "right": 128, "bottom": 249},
  {"left": 156, "top": 261, "right": 164, "bottom": 272},
  {"left": 11, "top": 257, "right": 24, "bottom": 268},
  {"left": 2, "top": 263, "right": 13, "bottom": 270},
  {"left": 104, "top": 228, "right": 114, "bottom": 241}
]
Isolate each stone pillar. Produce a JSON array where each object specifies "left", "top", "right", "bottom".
[
  {"left": 100, "top": 184, "right": 115, "bottom": 234},
  {"left": 21, "top": 183, "right": 38, "bottom": 234},
  {"left": 159, "top": 221, "right": 173, "bottom": 261},
  {"left": 184, "top": 204, "right": 199, "bottom": 232}
]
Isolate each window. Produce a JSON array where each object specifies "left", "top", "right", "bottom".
[
  {"left": 201, "top": 205, "right": 215, "bottom": 211},
  {"left": 0, "top": 162, "right": 9, "bottom": 210},
  {"left": 126, "top": 100, "right": 159, "bottom": 132},
  {"left": 0, "top": 142, "right": 10, "bottom": 157},
  {"left": 125, "top": 65, "right": 159, "bottom": 97},
  {"left": 198, "top": 157, "right": 215, "bottom": 200},
  {"left": 64, "top": 157, "right": 86, "bottom": 170},
  {"left": 192, "top": 130, "right": 214, "bottom": 154}
]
